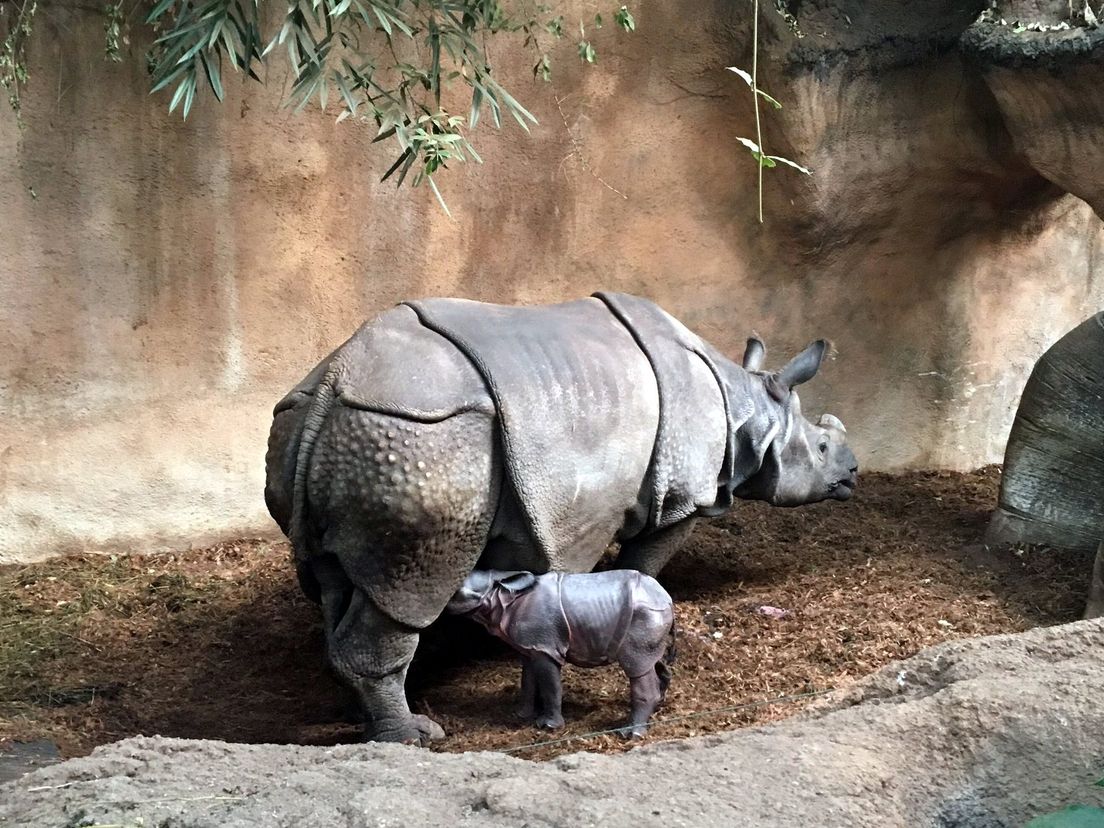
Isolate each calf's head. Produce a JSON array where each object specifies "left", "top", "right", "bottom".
[
  {"left": 735, "top": 337, "right": 858, "bottom": 507},
  {"left": 446, "top": 569, "right": 538, "bottom": 615}
]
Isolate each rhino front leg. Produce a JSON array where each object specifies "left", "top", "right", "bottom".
[
  {"left": 614, "top": 518, "right": 697, "bottom": 578},
  {"left": 516, "top": 660, "right": 538, "bottom": 721},
  {"left": 625, "top": 670, "right": 663, "bottom": 739},
  {"left": 326, "top": 588, "right": 444, "bottom": 744},
  {"left": 528, "top": 654, "right": 565, "bottom": 730},
  {"left": 1086, "top": 540, "right": 1104, "bottom": 620}
]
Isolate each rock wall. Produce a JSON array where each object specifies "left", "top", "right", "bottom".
[
  {"left": 2, "top": 0, "right": 1104, "bottom": 562},
  {"left": 3, "top": 619, "right": 1103, "bottom": 827}
]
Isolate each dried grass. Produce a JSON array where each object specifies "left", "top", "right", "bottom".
[{"left": 0, "top": 468, "right": 1091, "bottom": 761}]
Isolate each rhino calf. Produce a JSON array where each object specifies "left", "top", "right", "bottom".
[{"left": 447, "top": 569, "right": 676, "bottom": 738}]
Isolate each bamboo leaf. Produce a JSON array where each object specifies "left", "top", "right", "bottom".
[
  {"left": 469, "top": 84, "right": 483, "bottom": 130},
  {"left": 201, "top": 53, "right": 225, "bottom": 101},
  {"left": 168, "top": 76, "right": 190, "bottom": 112},
  {"left": 427, "top": 176, "right": 453, "bottom": 218},
  {"left": 766, "top": 154, "right": 811, "bottom": 174},
  {"left": 182, "top": 76, "right": 197, "bottom": 118}
]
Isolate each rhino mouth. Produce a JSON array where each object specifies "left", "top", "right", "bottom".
[{"left": 829, "top": 475, "right": 857, "bottom": 500}]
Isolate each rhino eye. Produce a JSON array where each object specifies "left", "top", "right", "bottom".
[{"left": 818, "top": 441, "right": 828, "bottom": 455}]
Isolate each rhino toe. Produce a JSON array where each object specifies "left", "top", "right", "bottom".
[{"left": 411, "top": 714, "right": 446, "bottom": 743}]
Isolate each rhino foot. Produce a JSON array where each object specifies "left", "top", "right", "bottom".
[
  {"left": 534, "top": 713, "right": 565, "bottom": 730},
  {"left": 409, "top": 714, "right": 446, "bottom": 744},
  {"left": 365, "top": 714, "right": 445, "bottom": 746},
  {"left": 514, "top": 705, "right": 537, "bottom": 722}
]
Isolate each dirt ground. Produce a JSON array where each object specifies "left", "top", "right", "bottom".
[{"left": 0, "top": 468, "right": 1092, "bottom": 763}]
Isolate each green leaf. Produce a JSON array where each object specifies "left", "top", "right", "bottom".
[
  {"left": 578, "top": 40, "right": 596, "bottom": 63},
  {"left": 469, "top": 84, "right": 483, "bottom": 129},
  {"left": 726, "top": 66, "right": 782, "bottom": 107},
  {"left": 380, "top": 147, "right": 413, "bottom": 182},
  {"left": 758, "top": 89, "right": 783, "bottom": 109},
  {"left": 736, "top": 136, "right": 761, "bottom": 154},
  {"left": 487, "top": 79, "right": 537, "bottom": 128},
  {"left": 533, "top": 54, "right": 551, "bottom": 82},
  {"left": 615, "top": 5, "right": 635, "bottom": 32},
  {"left": 182, "top": 76, "right": 197, "bottom": 119},
  {"left": 146, "top": 0, "right": 177, "bottom": 24},
  {"left": 168, "top": 74, "right": 191, "bottom": 112},
  {"left": 766, "top": 154, "right": 811, "bottom": 175},
  {"left": 150, "top": 62, "right": 191, "bottom": 94},
  {"left": 427, "top": 176, "right": 453, "bottom": 218},
  {"left": 200, "top": 53, "right": 225, "bottom": 101},
  {"left": 594, "top": 13, "right": 603, "bottom": 28},
  {"left": 333, "top": 71, "right": 357, "bottom": 115},
  {"left": 370, "top": 5, "right": 392, "bottom": 35}
]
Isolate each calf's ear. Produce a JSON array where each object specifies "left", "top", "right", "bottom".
[
  {"left": 777, "top": 339, "right": 829, "bottom": 389},
  {"left": 496, "top": 572, "right": 538, "bottom": 594},
  {"left": 742, "top": 336, "right": 766, "bottom": 371}
]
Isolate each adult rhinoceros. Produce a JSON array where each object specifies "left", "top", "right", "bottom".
[
  {"left": 264, "top": 292, "right": 858, "bottom": 744},
  {"left": 986, "top": 311, "right": 1104, "bottom": 619}
]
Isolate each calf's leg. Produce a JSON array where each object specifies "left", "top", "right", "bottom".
[
  {"left": 529, "top": 654, "right": 565, "bottom": 730},
  {"left": 625, "top": 669, "right": 663, "bottom": 739},
  {"left": 516, "top": 659, "right": 538, "bottom": 721},
  {"left": 1086, "top": 540, "right": 1104, "bottom": 620}
]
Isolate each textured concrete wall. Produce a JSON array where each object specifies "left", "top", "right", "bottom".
[{"left": 2, "top": 0, "right": 1103, "bottom": 562}]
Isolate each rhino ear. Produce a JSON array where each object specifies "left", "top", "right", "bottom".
[
  {"left": 777, "top": 340, "right": 829, "bottom": 390},
  {"left": 742, "top": 335, "right": 766, "bottom": 372},
  {"left": 495, "top": 571, "right": 538, "bottom": 594}
]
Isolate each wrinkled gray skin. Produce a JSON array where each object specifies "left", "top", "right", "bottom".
[
  {"left": 986, "top": 311, "right": 1104, "bottom": 619},
  {"left": 447, "top": 568, "right": 676, "bottom": 738},
  {"left": 265, "top": 294, "right": 858, "bottom": 744}
]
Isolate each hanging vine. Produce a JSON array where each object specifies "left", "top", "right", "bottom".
[{"left": 728, "top": 0, "right": 810, "bottom": 223}]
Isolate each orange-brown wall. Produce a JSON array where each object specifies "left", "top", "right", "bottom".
[{"left": 2, "top": 0, "right": 1102, "bottom": 562}]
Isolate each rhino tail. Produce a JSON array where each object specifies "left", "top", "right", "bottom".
[
  {"left": 289, "top": 359, "right": 343, "bottom": 584},
  {"left": 656, "top": 616, "right": 677, "bottom": 695}
]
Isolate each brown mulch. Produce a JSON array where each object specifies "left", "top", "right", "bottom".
[{"left": 0, "top": 468, "right": 1092, "bottom": 762}]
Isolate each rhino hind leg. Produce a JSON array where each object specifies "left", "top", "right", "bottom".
[
  {"left": 324, "top": 587, "right": 443, "bottom": 744},
  {"left": 1086, "top": 541, "right": 1104, "bottom": 620},
  {"left": 618, "top": 608, "right": 674, "bottom": 738},
  {"left": 304, "top": 407, "right": 500, "bottom": 742},
  {"left": 614, "top": 518, "right": 697, "bottom": 578}
]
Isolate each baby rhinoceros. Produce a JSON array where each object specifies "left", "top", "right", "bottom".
[{"left": 447, "top": 568, "right": 676, "bottom": 738}]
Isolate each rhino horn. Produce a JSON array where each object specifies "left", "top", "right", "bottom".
[{"left": 742, "top": 335, "right": 766, "bottom": 372}]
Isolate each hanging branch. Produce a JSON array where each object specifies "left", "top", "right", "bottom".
[{"left": 728, "top": 0, "right": 810, "bottom": 224}]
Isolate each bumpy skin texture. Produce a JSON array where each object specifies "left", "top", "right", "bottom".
[
  {"left": 447, "top": 569, "right": 676, "bottom": 737},
  {"left": 264, "top": 293, "right": 858, "bottom": 743},
  {"left": 987, "top": 311, "right": 1104, "bottom": 619}
]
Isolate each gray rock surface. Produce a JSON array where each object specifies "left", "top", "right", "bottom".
[{"left": 3, "top": 620, "right": 1103, "bottom": 828}]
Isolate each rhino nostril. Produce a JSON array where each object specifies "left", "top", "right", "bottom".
[{"left": 850, "top": 466, "right": 858, "bottom": 475}]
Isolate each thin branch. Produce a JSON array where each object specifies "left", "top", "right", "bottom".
[
  {"left": 752, "top": 0, "right": 763, "bottom": 223},
  {"left": 553, "top": 93, "right": 627, "bottom": 200}
]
